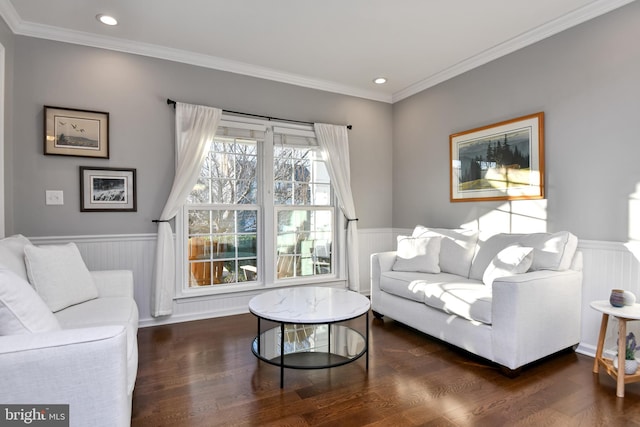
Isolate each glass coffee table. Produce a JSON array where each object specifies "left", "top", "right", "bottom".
[{"left": 249, "top": 286, "right": 371, "bottom": 388}]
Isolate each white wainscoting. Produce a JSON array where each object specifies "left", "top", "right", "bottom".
[
  {"left": 357, "top": 228, "right": 395, "bottom": 295},
  {"left": 30, "top": 231, "right": 640, "bottom": 359},
  {"left": 576, "top": 240, "right": 640, "bottom": 359}
]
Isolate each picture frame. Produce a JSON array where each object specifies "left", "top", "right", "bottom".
[
  {"left": 450, "top": 112, "right": 544, "bottom": 202},
  {"left": 80, "top": 167, "right": 136, "bottom": 212},
  {"left": 44, "top": 106, "right": 109, "bottom": 158}
]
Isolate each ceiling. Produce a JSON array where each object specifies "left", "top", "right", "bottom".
[{"left": 0, "top": 0, "right": 634, "bottom": 103}]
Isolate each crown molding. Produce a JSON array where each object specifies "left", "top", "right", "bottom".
[
  {"left": 392, "top": 0, "right": 637, "bottom": 103},
  {"left": 0, "top": 0, "right": 18, "bottom": 32},
  {"left": 0, "top": 0, "right": 392, "bottom": 103},
  {"left": 0, "top": 0, "right": 634, "bottom": 105}
]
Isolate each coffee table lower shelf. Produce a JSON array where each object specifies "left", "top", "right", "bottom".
[{"left": 251, "top": 323, "right": 368, "bottom": 387}]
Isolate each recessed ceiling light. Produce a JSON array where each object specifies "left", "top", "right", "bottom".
[
  {"left": 373, "top": 77, "right": 387, "bottom": 85},
  {"left": 96, "top": 14, "right": 118, "bottom": 26}
]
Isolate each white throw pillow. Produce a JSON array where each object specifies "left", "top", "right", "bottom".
[
  {"left": 482, "top": 244, "right": 534, "bottom": 286},
  {"left": 24, "top": 243, "right": 99, "bottom": 312},
  {"left": 0, "top": 234, "right": 33, "bottom": 282},
  {"left": 0, "top": 264, "right": 61, "bottom": 335},
  {"left": 518, "top": 232, "right": 578, "bottom": 271},
  {"left": 412, "top": 226, "right": 479, "bottom": 277},
  {"left": 392, "top": 235, "right": 442, "bottom": 273},
  {"left": 469, "top": 233, "right": 522, "bottom": 280}
]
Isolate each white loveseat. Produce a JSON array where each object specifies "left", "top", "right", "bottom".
[
  {"left": 371, "top": 226, "right": 583, "bottom": 373},
  {"left": 0, "top": 235, "right": 139, "bottom": 427}
]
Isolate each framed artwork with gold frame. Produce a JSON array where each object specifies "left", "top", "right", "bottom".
[{"left": 450, "top": 112, "right": 544, "bottom": 202}]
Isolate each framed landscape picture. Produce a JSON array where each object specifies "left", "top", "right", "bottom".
[
  {"left": 44, "top": 106, "right": 109, "bottom": 158},
  {"left": 450, "top": 112, "right": 544, "bottom": 202},
  {"left": 80, "top": 167, "right": 136, "bottom": 212}
]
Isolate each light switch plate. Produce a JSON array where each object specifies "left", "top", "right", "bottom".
[{"left": 45, "top": 190, "right": 64, "bottom": 205}]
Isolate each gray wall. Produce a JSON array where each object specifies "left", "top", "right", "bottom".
[
  {"left": 392, "top": 2, "right": 640, "bottom": 242},
  {"left": 0, "top": 17, "right": 14, "bottom": 235},
  {"left": 9, "top": 37, "right": 393, "bottom": 236}
]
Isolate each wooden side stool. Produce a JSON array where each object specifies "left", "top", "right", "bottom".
[{"left": 591, "top": 300, "right": 640, "bottom": 397}]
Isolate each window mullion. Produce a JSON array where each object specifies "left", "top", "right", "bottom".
[{"left": 262, "top": 129, "right": 276, "bottom": 283}]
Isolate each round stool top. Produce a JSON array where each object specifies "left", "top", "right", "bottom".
[{"left": 590, "top": 300, "right": 640, "bottom": 320}]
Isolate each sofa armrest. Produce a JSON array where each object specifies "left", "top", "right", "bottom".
[
  {"left": 91, "top": 270, "right": 134, "bottom": 298},
  {"left": 370, "top": 251, "right": 397, "bottom": 312},
  {"left": 371, "top": 251, "right": 397, "bottom": 275},
  {"left": 0, "top": 326, "right": 131, "bottom": 427},
  {"left": 491, "top": 269, "right": 583, "bottom": 369}
]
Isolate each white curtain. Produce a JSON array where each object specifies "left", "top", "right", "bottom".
[
  {"left": 152, "top": 102, "right": 222, "bottom": 317},
  {"left": 314, "top": 123, "right": 359, "bottom": 292}
]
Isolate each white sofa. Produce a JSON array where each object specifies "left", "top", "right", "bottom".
[
  {"left": 0, "top": 235, "right": 139, "bottom": 427},
  {"left": 371, "top": 226, "right": 583, "bottom": 373}
]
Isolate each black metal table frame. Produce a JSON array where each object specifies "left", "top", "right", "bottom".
[{"left": 251, "top": 311, "right": 369, "bottom": 388}]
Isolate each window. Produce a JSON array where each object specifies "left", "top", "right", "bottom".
[
  {"left": 185, "top": 136, "right": 259, "bottom": 287},
  {"left": 274, "top": 142, "right": 333, "bottom": 279},
  {"left": 179, "top": 118, "right": 338, "bottom": 294}
]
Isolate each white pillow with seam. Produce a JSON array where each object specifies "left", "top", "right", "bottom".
[
  {"left": 412, "top": 226, "right": 479, "bottom": 277},
  {"left": 0, "top": 234, "right": 33, "bottom": 282},
  {"left": 393, "top": 235, "right": 442, "bottom": 273},
  {"left": 482, "top": 244, "right": 534, "bottom": 286},
  {"left": 518, "top": 232, "right": 578, "bottom": 271},
  {"left": 0, "top": 264, "right": 61, "bottom": 335},
  {"left": 24, "top": 243, "right": 98, "bottom": 312}
]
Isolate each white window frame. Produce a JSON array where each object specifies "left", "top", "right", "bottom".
[{"left": 175, "top": 116, "right": 345, "bottom": 298}]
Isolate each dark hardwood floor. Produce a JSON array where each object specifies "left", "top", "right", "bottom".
[{"left": 132, "top": 312, "right": 640, "bottom": 426}]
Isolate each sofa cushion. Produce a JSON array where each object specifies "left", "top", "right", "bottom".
[
  {"left": 55, "top": 296, "right": 139, "bottom": 394},
  {"left": 422, "top": 282, "right": 493, "bottom": 325},
  {"left": 412, "top": 226, "right": 478, "bottom": 277},
  {"left": 24, "top": 243, "right": 99, "bottom": 312},
  {"left": 0, "top": 234, "right": 33, "bottom": 282},
  {"left": 380, "top": 271, "right": 492, "bottom": 324},
  {"left": 469, "top": 231, "right": 579, "bottom": 280},
  {"left": 380, "top": 271, "right": 464, "bottom": 302},
  {"left": 482, "top": 245, "right": 534, "bottom": 286},
  {"left": 0, "top": 264, "right": 61, "bottom": 335},
  {"left": 392, "top": 235, "right": 441, "bottom": 273}
]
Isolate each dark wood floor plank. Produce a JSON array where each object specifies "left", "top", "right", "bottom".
[{"left": 132, "top": 312, "right": 640, "bottom": 426}]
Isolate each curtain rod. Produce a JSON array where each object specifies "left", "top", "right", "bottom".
[{"left": 166, "top": 98, "right": 352, "bottom": 130}]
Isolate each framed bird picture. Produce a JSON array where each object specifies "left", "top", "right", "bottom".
[{"left": 44, "top": 106, "right": 109, "bottom": 158}]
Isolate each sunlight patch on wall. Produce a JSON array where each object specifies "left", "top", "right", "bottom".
[
  {"left": 629, "top": 183, "right": 640, "bottom": 242},
  {"left": 626, "top": 183, "right": 640, "bottom": 262},
  {"left": 461, "top": 200, "right": 548, "bottom": 233}
]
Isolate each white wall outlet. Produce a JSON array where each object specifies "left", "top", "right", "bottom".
[{"left": 45, "top": 190, "right": 64, "bottom": 205}]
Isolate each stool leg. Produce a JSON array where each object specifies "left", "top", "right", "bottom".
[
  {"left": 594, "top": 314, "right": 609, "bottom": 373},
  {"left": 617, "top": 319, "right": 627, "bottom": 398}
]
